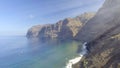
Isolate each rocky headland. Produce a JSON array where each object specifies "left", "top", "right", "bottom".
[{"left": 26, "top": 12, "right": 95, "bottom": 41}]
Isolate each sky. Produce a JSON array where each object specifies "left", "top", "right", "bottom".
[{"left": 0, "top": 0, "right": 105, "bottom": 36}]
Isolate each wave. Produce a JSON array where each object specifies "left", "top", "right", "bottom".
[{"left": 65, "top": 42, "right": 87, "bottom": 68}]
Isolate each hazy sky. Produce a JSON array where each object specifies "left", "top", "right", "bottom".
[{"left": 0, "top": 0, "right": 105, "bottom": 36}]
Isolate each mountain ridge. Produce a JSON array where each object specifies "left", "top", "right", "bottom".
[{"left": 26, "top": 12, "right": 95, "bottom": 41}]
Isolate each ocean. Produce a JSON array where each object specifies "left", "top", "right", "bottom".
[{"left": 0, "top": 36, "right": 82, "bottom": 68}]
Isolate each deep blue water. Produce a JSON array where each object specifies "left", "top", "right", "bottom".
[{"left": 0, "top": 36, "right": 81, "bottom": 68}]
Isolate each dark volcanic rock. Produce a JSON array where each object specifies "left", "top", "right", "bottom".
[{"left": 74, "top": 0, "right": 120, "bottom": 68}]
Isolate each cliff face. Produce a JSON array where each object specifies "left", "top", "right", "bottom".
[
  {"left": 74, "top": 0, "right": 120, "bottom": 68},
  {"left": 75, "top": 0, "right": 120, "bottom": 42},
  {"left": 75, "top": 12, "right": 95, "bottom": 24},
  {"left": 26, "top": 12, "right": 95, "bottom": 41},
  {"left": 27, "top": 25, "right": 43, "bottom": 38}
]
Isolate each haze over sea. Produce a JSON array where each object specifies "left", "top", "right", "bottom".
[{"left": 0, "top": 36, "right": 82, "bottom": 68}]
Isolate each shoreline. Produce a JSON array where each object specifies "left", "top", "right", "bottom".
[{"left": 65, "top": 42, "right": 87, "bottom": 68}]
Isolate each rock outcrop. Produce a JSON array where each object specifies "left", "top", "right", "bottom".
[
  {"left": 75, "top": 12, "right": 95, "bottom": 24},
  {"left": 27, "top": 25, "right": 43, "bottom": 38},
  {"left": 26, "top": 12, "right": 95, "bottom": 41},
  {"left": 74, "top": 0, "right": 120, "bottom": 68}
]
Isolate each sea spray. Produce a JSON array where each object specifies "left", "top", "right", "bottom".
[{"left": 65, "top": 42, "right": 87, "bottom": 68}]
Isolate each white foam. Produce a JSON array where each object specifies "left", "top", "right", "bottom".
[{"left": 65, "top": 42, "right": 87, "bottom": 68}]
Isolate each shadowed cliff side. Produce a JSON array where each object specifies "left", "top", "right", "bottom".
[
  {"left": 75, "top": 0, "right": 120, "bottom": 42},
  {"left": 74, "top": 0, "right": 120, "bottom": 68}
]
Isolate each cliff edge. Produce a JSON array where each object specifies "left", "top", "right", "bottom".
[
  {"left": 74, "top": 0, "right": 120, "bottom": 68},
  {"left": 26, "top": 13, "right": 95, "bottom": 41}
]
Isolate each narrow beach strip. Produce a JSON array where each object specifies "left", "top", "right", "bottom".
[{"left": 65, "top": 42, "right": 87, "bottom": 68}]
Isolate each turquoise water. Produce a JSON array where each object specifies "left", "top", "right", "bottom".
[{"left": 0, "top": 36, "right": 81, "bottom": 68}]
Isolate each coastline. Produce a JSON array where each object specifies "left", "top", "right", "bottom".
[{"left": 65, "top": 42, "right": 88, "bottom": 68}]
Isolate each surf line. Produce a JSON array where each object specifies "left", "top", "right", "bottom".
[{"left": 65, "top": 42, "right": 88, "bottom": 68}]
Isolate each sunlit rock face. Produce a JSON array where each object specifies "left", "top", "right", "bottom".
[
  {"left": 26, "top": 12, "right": 95, "bottom": 41},
  {"left": 26, "top": 18, "right": 82, "bottom": 41},
  {"left": 75, "top": 0, "right": 120, "bottom": 42},
  {"left": 73, "top": 0, "right": 120, "bottom": 68},
  {"left": 26, "top": 25, "right": 43, "bottom": 38},
  {"left": 75, "top": 12, "right": 95, "bottom": 24}
]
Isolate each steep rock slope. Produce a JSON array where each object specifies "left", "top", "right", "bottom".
[
  {"left": 27, "top": 25, "right": 43, "bottom": 38},
  {"left": 26, "top": 12, "right": 95, "bottom": 40},
  {"left": 75, "top": 0, "right": 120, "bottom": 42},
  {"left": 75, "top": 12, "right": 95, "bottom": 24},
  {"left": 74, "top": 0, "right": 120, "bottom": 68}
]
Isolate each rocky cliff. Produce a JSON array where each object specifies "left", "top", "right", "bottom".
[
  {"left": 75, "top": 0, "right": 120, "bottom": 42},
  {"left": 74, "top": 0, "right": 120, "bottom": 68},
  {"left": 26, "top": 12, "right": 95, "bottom": 41}
]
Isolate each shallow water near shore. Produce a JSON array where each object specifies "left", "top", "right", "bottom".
[{"left": 0, "top": 36, "right": 82, "bottom": 68}]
